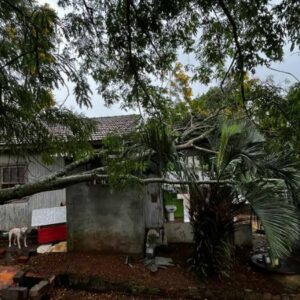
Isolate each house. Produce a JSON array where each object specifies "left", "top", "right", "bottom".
[
  {"left": 0, "top": 113, "right": 196, "bottom": 254},
  {"left": 0, "top": 115, "right": 140, "bottom": 232}
]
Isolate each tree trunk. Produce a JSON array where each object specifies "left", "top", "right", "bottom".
[{"left": 189, "top": 184, "right": 234, "bottom": 277}]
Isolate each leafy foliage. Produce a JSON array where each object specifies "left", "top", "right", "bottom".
[
  {"left": 247, "top": 80, "right": 300, "bottom": 157},
  {"left": 128, "top": 112, "right": 300, "bottom": 277},
  {"left": 1, "top": 0, "right": 299, "bottom": 280},
  {"left": 57, "top": 0, "right": 299, "bottom": 111},
  {"left": 0, "top": 0, "right": 95, "bottom": 159},
  {"left": 176, "top": 75, "right": 300, "bottom": 160},
  {"left": 119, "top": 74, "right": 300, "bottom": 277},
  {"left": 189, "top": 184, "right": 235, "bottom": 277},
  {"left": 237, "top": 182, "right": 300, "bottom": 259},
  {"left": 191, "top": 121, "right": 299, "bottom": 276}
]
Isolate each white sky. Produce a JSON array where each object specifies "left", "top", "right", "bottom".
[{"left": 39, "top": 0, "right": 300, "bottom": 117}]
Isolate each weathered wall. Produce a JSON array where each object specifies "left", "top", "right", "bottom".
[
  {"left": 0, "top": 155, "right": 65, "bottom": 230},
  {"left": 67, "top": 183, "right": 145, "bottom": 254},
  {"left": 164, "top": 222, "right": 194, "bottom": 243}
]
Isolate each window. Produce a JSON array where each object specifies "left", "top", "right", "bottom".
[{"left": 0, "top": 165, "right": 27, "bottom": 189}]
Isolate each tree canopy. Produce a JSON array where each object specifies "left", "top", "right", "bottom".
[
  {"left": 0, "top": 0, "right": 300, "bottom": 278},
  {"left": 172, "top": 73, "right": 300, "bottom": 158},
  {"left": 1, "top": 0, "right": 299, "bottom": 137},
  {"left": 0, "top": 0, "right": 95, "bottom": 160},
  {"left": 57, "top": 0, "right": 299, "bottom": 109}
]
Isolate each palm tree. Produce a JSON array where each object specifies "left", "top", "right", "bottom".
[
  {"left": 187, "top": 120, "right": 300, "bottom": 276},
  {"left": 137, "top": 117, "right": 300, "bottom": 277}
]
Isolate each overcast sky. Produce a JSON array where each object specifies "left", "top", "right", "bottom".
[{"left": 39, "top": 0, "right": 300, "bottom": 118}]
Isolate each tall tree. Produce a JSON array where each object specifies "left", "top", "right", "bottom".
[
  {"left": 0, "top": 0, "right": 95, "bottom": 160},
  {"left": 0, "top": 0, "right": 299, "bottom": 278},
  {"left": 246, "top": 80, "right": 300, "bottom": 157},
  {"left": 58, "top": 0, "right": 299, "bottom": 110}
]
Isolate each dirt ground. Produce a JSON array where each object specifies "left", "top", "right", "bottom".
[
  {"left": 24, "top": 243, "right": 299, "bottom": 299},
  {"left": 27, "top": 244, "right": 198, "bottom": 291},
  {"left": 50, "top": 288, "right": 160, "bottom": 299}
]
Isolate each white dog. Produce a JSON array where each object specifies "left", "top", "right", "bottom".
[{"left": 8, "top": 227, "right": 28, "bottom": 249}]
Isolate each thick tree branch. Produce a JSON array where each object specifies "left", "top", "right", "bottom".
[
  {"left": 181, "top": 125, "right": 213, "bottom": 139},
  {"left": 176, "top": 127, "right": 215, "bottom": 150},
  {"left": 48, "top": 152, "right": 101, "bottom": 179},
  {"left": 129, "top": 176, "right": 230, "bottom": 185},
  {"left": 0, "top": 173, "right": 96, "bottom": 204},
  {"left": 0, "top": 163, "right": 284, "bottom": 204},
  {"left": 0, "top": 170, "right": 231, "bottom": 204},
  {"left": 180, "top": 108, "right": 223, "bottom": 140}
]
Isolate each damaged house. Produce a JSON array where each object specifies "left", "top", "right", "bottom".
[
  {"left": 0, "top": 114, "right": 194, "bottom": 254},
  {"left": 0, "top": 115, "right": 138, "bottom": 231}
]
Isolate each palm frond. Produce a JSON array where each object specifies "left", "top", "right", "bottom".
[
  {"left": 237, "top": 182, "right": 300, "bottom": 259},
  {"left": 216, "top": 122, "right": 241, "bottom": 173},
  {"left": 140, "top": 119, "right": 178, "bottom": 171},
  {"left": 259, "top": 154, "right": 300, "bottom": 189}
]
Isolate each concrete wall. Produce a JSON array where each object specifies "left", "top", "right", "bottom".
[
  {"left": 164, "top": 222, "right": 194, "bottom": 243},
  {"left": 165, "top": 222, "right": 253, "bottom": 246},
  {"left": 0, "top": 155, "right": 65, "bottom": 230},
  {"left": 67, "top": 183, "right": 145, "bottom": 254}
]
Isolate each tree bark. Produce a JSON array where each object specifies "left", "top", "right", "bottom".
[{"left": 0, "top": 170, "right": 231, "bottom": 204}]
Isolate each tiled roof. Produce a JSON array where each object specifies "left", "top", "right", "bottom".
[
  {"left": 49, "top": 114, "right": 140, "bottom": 142},
  {"left": 90, "top": 114, "right": 140, "bottom": 141}
]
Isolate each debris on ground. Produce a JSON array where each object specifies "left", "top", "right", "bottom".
[
  {"left": 143, "top": 256, "right": 175, "bottom": 272},
  {"left": 37, "top": 241, "right": 67, "bottom": 254},
  {"left": 37, "top": 244, "right": 52, "bottom": 254},
  {"left": 50, "top": 241, "right": 67, "bottom": 253},
  {"left": 124, "top": 256, "right": 133, "bottom": 268}
]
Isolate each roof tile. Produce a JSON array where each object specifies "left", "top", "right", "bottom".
[{"left": 49, "top": 114, "right": 140, "bottom": 142}]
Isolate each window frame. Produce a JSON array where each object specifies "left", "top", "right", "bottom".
[{"left": 0, "top": 164, "right": 28, "bottom": 203}]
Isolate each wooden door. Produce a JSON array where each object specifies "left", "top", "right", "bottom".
[{"left": 144, "top": 183, "right": 164, "bottom": 228}]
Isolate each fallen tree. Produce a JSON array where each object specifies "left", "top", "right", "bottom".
[
  {"left": 1, "top": 0, "right": 300, "bottom": 279},
  {"left": 0, "top": 171, "right": 230, "bottom": 204},
  {"left": 0, "top": 110, "right": 299, "bottom": 279}
]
